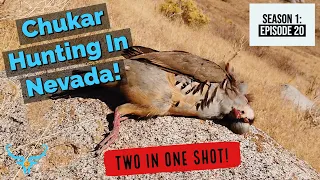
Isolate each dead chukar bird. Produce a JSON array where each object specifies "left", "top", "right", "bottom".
[{"left": 94, "top": 46, "right": 255, "bottom": 154}]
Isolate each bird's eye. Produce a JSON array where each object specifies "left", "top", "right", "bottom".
[{"left": 241, "top": 111, "right": 245, "bottom": 114}]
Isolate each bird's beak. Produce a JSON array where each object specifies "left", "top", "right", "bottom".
[{"left": 243, "top": 118, "right": 249, "bottom": 123}]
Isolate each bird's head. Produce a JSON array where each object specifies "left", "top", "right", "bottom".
[
  {"left": 221, "top": 63, "right": 255, "bottom": 134},
  {"left": 223, "top": 89, "right": 254, "bottom": 134},
  {"left": 228, "top": 105, "right": 254, "bottom": 134}
]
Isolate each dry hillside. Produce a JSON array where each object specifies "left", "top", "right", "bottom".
[{"left": 0, "top": 0, "right": 319, "bottom": 174}]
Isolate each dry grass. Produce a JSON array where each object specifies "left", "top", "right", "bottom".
[
  {"left": 159, "top": 0, "right": 210, "bottom": 26},
  {"left": 0, "top": 0, "right": 319, "bottom": 171}
]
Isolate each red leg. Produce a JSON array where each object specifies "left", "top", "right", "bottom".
[{"left": 96, "top": 108, "right": 128, "bottom": 155}]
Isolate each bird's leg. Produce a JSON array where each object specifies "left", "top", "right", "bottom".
[
  {"left": 96, "top": 107, "right": 127, "bottom": 155},
  {"left": 96, "top": 103, "right": 170, "bottom": 155}
]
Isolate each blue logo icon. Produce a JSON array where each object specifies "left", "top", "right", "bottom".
[{"left": 5, "top": 144, "right": 48, "bottom": 175}]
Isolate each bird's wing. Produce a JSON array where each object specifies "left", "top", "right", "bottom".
[{"left": 122, "top": 46, "right": 230, "bottom": 83}]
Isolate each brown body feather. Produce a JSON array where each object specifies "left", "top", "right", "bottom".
[{"left": 122, "top": 46, "right": 233, "bottom": 83}]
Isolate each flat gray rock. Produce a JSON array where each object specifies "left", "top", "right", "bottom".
[
  {"left": 0, "top": 72, "right": 319, "bottom": 179},
  {"left": 281, "top": 84, "right": 315, "bottom": 111}
]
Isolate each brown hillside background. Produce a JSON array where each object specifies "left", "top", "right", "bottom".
[{"left": 0, "top": 0, "right": 319, "bottom": 171}]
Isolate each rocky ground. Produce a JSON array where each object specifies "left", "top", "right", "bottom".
[{"left": 0, "top": 70, "right": 319, "bottom": 180}]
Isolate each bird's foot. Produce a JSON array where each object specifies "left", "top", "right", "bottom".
[{"left": 95, "top": 108, "right": 127, "bottom": 156}]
